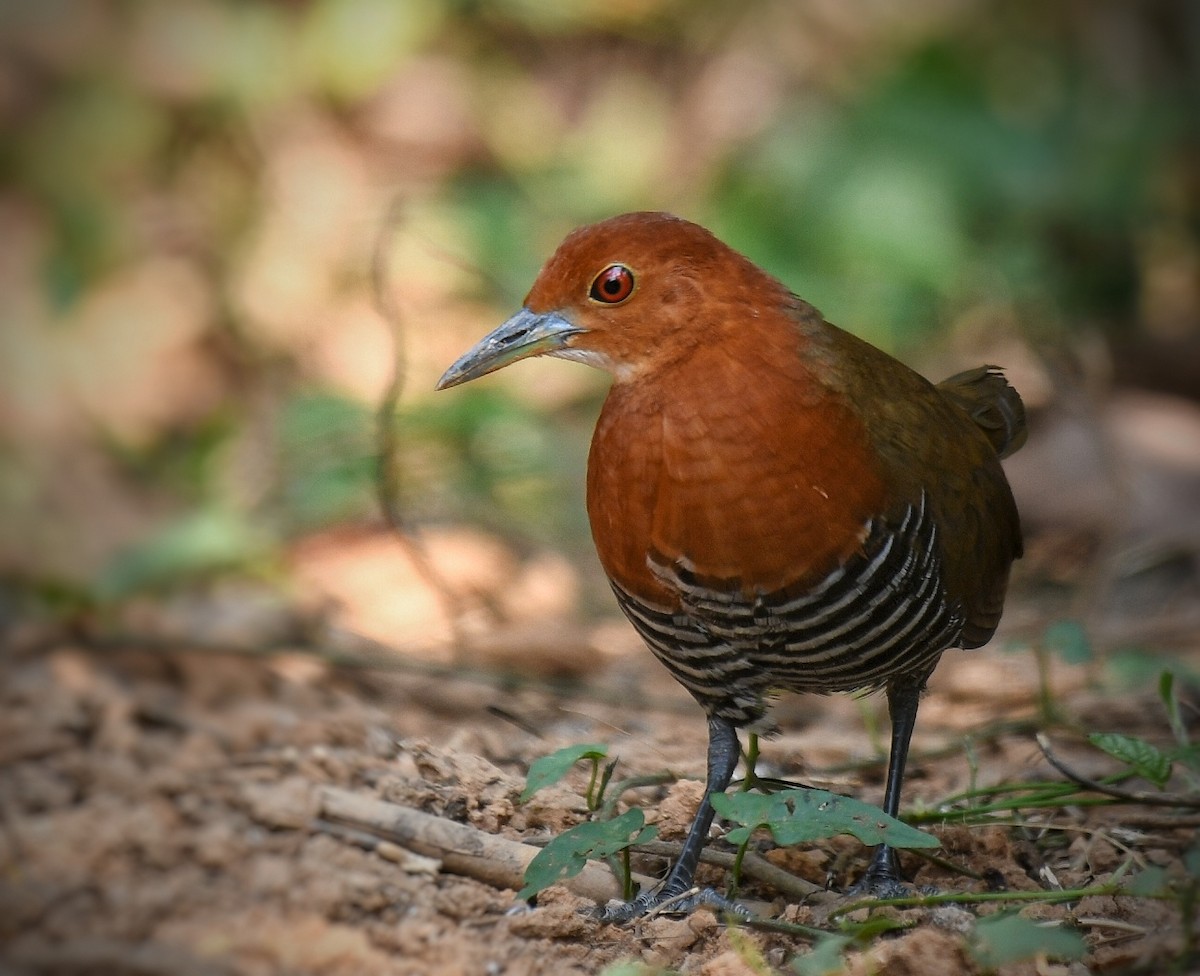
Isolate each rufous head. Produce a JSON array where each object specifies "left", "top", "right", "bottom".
[{"left": 436, "top": 212, "right": 788, "bottom": 389}]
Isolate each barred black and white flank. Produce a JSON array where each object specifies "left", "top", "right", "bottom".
[{"left": 611, "top": 493, "right": 963, "bottom": 727}]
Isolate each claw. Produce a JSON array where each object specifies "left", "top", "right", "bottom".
[
  {"left": 596, "top": 885, "right": 753, "bottom": 924},
  {"left": 847, "top": 846, "right": 938, "bottom": 900},
  {"left": 846, "top": 873, "right": 915, "bottom": 901},
  {"left": 847, "top": 845, "right": 907, "bottom": 899}
]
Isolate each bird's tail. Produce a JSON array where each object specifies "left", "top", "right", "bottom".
[{"left": 937, "top": 366, "right": 1028, "bottom": 459}]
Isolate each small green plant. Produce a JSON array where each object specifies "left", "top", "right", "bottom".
[
  {"left": 517, "top": 669, "right": 1198, "bottom": 970},
  {"left": 1161, "top": 671, "right": 1192, "bottom": 748},
  {"left": 1081, "top": 670, "right": 1200, "bottom": 792},
  {"left": 518, "top": 744, "right": 683, "bottom": 900},
  {"left": 519, "top": 743, "right": 652, "bottom": 901},
  {"left": 520, "top": 748, "right": 937, "bottom": 907},
  {"left": 520, "top": 742, "right": 612, "bottom": 810},
  {"left": 1160, "top": 670, "right": 1200, "bottom": 787},
  {"left": 713, "top": 788, "right": 939, "bottom": 897},
  {"left": 519, "top": 808, "right": 657, "bottom": 901},
  {"left": 1087, "top": 731, "right": 1173, "bottom": 787},
  {"left": 969, "top": 913, "right": 1087, "bottom": 969}
]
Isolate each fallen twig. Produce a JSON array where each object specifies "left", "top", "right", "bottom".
[
  {"left": 318, "top": 786, "right": 657, "bottom": 904},
  {"left": 631, "top": 840, "right": 836, "bottom": 906},
  {"left": 1036, "top": 733, "right": 1200, "bottom": 809},
  {"left": 1114, "top": 812, "right": 1200, "bottom": 831},
  {"left": 316, "top": 787, "right": 814, "bottom": 916}
]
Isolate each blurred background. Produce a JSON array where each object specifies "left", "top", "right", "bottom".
[{"left": 2, "top": 0, "right": 1198, "bottom": 676}]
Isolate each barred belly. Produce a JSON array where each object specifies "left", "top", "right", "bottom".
[{"left": 610, "top": 494, "right": 964, "bottom": 727}]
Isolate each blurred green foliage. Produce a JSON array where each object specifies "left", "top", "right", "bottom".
[
  {"left": 278, "top": 393, "right": 378, "bottom": 532},
  {"left": 0, "top": 0, "right": 1195, "bottom": 606},
  {"left": 712, "top": 34, "right": 1190, "bottom": 348},
  {"left": 401, "top": 385, "right": 596, "bottom": 548}
]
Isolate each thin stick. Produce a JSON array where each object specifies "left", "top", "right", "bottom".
[
  {"left": 318, "top": 786, "right": 657, "bottom": 904},
  {"left": 631, "top": 840, "right": 836, "bottom": 906},
  {"left": 1036, "top": 733, "right": 1200, "bottom": 810},
  {"left": 370, "top": 193, "right": 484, "bottom": 647}
]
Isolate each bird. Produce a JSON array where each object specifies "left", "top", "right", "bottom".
[{"left": 436, "top": 211, "right": 1026, "bottom": 919}]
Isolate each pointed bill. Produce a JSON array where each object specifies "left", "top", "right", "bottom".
[{"left": 436, "top": 307, "right": 583, "bottom": 390}]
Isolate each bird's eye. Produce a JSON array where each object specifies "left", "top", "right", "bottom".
[{"left": 589, "top": 264, "right": 635, "bottom": 305}]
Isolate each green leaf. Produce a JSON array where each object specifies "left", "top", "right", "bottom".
[
  {"left": 792, "top": 933, "right": 853, "bottom": 976},
  {"left": 1171, "top": 743, "right": 1200, "bottom": 773},
  {"left": 711, "top": 788, "right": 939, "bottom": 850},
  {"left": 1087, "top": 732, "right": 1172, "bottom": 789},
  {"left": 518, "top": 808, "right": 656, "bottom": 901},
  {"left": 1126, "top": 865, "right": 1170, "bottom": 897},
  {"left": 970, "top": 913, "right": 1086, "bottom": 967},
  {"left": 1044, "top": 619, "right": 1092, "bottom": 664},
  {"left": 521, "top": 743, "right": 608, "bottom": 803},
  {"left": 1160, "top": 671, "right": 1190, "bottom": 748}
]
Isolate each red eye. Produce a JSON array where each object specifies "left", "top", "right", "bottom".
[{"left": 589, "top": 264, "right": 635, "bottom": 304}]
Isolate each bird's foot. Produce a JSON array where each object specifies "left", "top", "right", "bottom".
[
  {"left": 846, "top": 847, "right": 937, "bottom": 901},
  {"left": 846, "top": 872, "right": 924, "bottom": 901},
  {"left": 595, "top": 885, "right": 752, "bottom": 924}
]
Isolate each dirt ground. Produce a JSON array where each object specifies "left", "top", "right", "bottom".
[{"left": 1, "top": 555, "right": 1197, "bottom": 976}]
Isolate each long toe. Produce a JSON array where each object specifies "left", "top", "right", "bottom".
[
  {"left": 847, "top": 858, "right": 939, "bottom": 901},
  {"left": 596, "top": 886, "right": 753, "bottom": 924},
  {"left": 846, "top": 846, "right": 927, "bottom": 900},
  {"left": 846, "top": 871, "right": 917, "bottom": 901}
]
